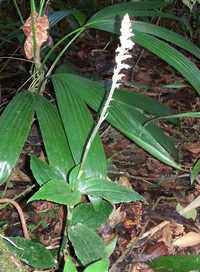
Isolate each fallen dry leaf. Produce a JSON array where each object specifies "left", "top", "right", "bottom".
[
  {"left": 131, "top": 263, "right": 154, "bottom": 272},
  {"left": 118, "top": 176, "right": 132, "bottom": 189},
  {"left": 23, "top": 12, "right": 49, "bottom": 59},
  {"left": 159, "top": 222, "right": 184, "bottom": 246},
  {"left": 140, "top": 221, "right": 170, "bottom": 240},
  {"left": 173, "top": 231, "right": 200, "bottom": 248},
  {"left": 145, "top": 241, "right": 169, "bottom": 257},
  {"left": 109, "top": 207, "right": 126, "bottom": 228},
  {"left": 183, "top": 142, "right": 200, "bottom": 156}
]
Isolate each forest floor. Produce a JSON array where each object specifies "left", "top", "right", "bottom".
[{"left": 1, "top": 27, "right": 200, "bottom": 272}]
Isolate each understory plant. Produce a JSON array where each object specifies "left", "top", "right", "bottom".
[{"left": 1, "top": 0, "right": 200, "bottom": 271}]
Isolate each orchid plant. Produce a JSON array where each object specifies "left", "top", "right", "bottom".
[{"left": 1, "top": 0, "right": 200, "bottom": 271}]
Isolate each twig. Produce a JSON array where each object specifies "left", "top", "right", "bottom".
[
  {"left": 139, "top": 220, "right": 170, "bottom": 240},
  {"left": 0, "top": 198, "right": 30, "bottom": 240}
]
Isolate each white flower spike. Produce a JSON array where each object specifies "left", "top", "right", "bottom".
[
  {"left": 112, "top": 13, "right": 134, "bottom": 89},
  {"left": 78, "top": 14, "right": 134, "bottom": 176}
]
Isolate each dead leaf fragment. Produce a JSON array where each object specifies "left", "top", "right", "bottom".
[
  {"left": 173, "top": 231, "right": 200, "bottom": 248},
  {"left": 183, "top": 143, "right": 200, "bottom": 156},
  {"left": 118, "top": 176, "right": 132, "bottom": 189},
  {"left": 179, "top": 195, "right": 200, "bottom": 216},
  {"left": 22, "top": 12, "right": 49, "bottom": 59},
  {"left": 108, "top": 207, "right": 126, "bottom": 228}
]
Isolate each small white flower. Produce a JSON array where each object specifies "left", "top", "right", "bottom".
[{"left": 112, "top": 13, "right": 135, "bottom": 89}]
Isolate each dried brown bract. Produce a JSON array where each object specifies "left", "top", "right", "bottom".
[{"left": 23, "top": 12, "right": 49, "bottom": 59}]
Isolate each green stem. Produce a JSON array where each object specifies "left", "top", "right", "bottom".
[
  {"left": 59, "top": 206, "right": 73, "bottom": 260},
  {"left": 42, "top": 26, "right": 85, "bottom": 67},
  {"left": 45, "top": 27, "right": 85, "bottom": 78},
  {"left": 12, "top": 0, "right": 24, "bottom": 25},
  {"left": 28, "top": 0, "right": 45, "bottom": 94},
  {"left": 30, "top": 1, "right": 37, "bottom": 62},
  {"left": 78, "top": 83, "right": 116, "bottom": 178},
  {"left": 39, "top": 0, "right": 46, "bottom": 16}
]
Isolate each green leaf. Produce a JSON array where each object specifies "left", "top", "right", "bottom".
[
  {"left": 5, "top": 237, "right": 55, "bottom": 269},
  {"left": 68, "top": 223, "right": 106, "bottom": 265},
  {"left": 35, "top": 95, "right": 74, "bottom": 180},
  {"left": 191, "top": 158, "right": 200, "bottom": 183},
  {"left": 88, "top": 2, "right": 188, "bottom": 29},
  {"left": 52, "top": 76, "right": 107, "bottom": 178},
  {"left": 31, "top": 155, "right": 61, "bottom": 186},
  {"left": 63, "top": 256, "right": 77, "bottom": 272},
  {"left": 176, "top": 203, "right": 197, "bottom": 220},
  {"left": 105, "top": 238, "right": 117, "bottom": 257},
  {"left": 145, "top": 111, "right": 200, "bottom": 124},
  {"left": 178, "top": 195, "right": 200, "bottom": 217},
  {"left": 49, "top": 9, "right": 86, "bottom": 28},
  {"left": 73, "top": 10, "right": 87, "bottom": 26},
  {"left": 55, "top": 70, "right": 174, "bottom": 119},
  {"left": 107, "top": 100, "right": 180, "bottom": 168},
  {"left": 55, "top": 62, "right": 79, "bottom": 74},
  {"left": 52, "top": 74, "right": 180, "bottom": 169},
  {"left": 115, "top": 88, "right": 176, "bottom": 124},
  {"left": 90, "top": 0, "right": 166, "bottom": 17},
  {"left": 133, "top": 22, "right": 200, "bottom": 60},
  {"left": 78, "top": 177, "right": 143, "bottom": 204},
  {"left": 28, "top": 179, "right": 81, "bottom": 206},
  {"left": 83, "top": 258, "right": 109, "bottom": 272},
  {"left": 150, "top": 255, "right": 200, "bottom": 272},
  {"left": 49, "top": 10, "right": 73, "bottom": 27},
  {"left": 87, "top": 6, "right": 200, "bottom": 95},
  {"left": 71, "top": 200, "right": 113, "bottom": 229},
  {"left": 0, "top": 91, "right": 34, "bottom": 185},
  {"left": 134, "top": 32, "right": 200, "bottom": 96},
  {"left": 89, "top": 19, "right": 198, "bottom": 59}
]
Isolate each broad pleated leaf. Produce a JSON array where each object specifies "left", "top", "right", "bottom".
[
  {"left": 78, "top": 177, "right": 144, "bottom": 204},
  {"left": 35, "top": 95, "right": 74, "bottom": 180},
  {"left": 150, "top": 255, "right": 200, "bottom": 272},
  {"left": 0, "top": 91, "right": 34, "bottom": 185},
  {"left": 31, "top": 155, "right": 62, "bottom": 186},
  {"left": 89, "top": 19, "right": 200, "bottom": 60},
  {"left": 108, "top": 100, "right": 179, "bottom": 168},
  {"left": 71, "top": 200, "right": 113, "bottom": 229},
  {"left": 90, "top": 0, "right": 165, "bottom": 15},
  {"left": 5, "top": 237, "right": 55, "bottom": 269},
  {"left": 83, "top": 259, "right": 109, "bottom": 272},
  {"left": 49, "top": 9, "right": 86, "bottom": 28},
  {"left": 134, "top": 22, "right": 200, "bottom": 59},
  {"left": 29, "top": 179, "right": 81, "bottom": 205},
  {"left": 52, "top": 77, "right": 107, "bottom": 178},
  {"left": 116, "top": 89, "right": 176, "bottom": 124},
  {"left": 87, "top": 4, "right": 200, "bottom": 95},
  {"left": 49, "top": 10, "right": 73, "bottom": 27},
  {"left": 68, "top": 223, "right": 106, "bottom": 265},
  {"left": 88, "top": 2, "right": 188, "bottom": 29},
  {"left": 52, "top": 74, "right": 180, "bottom": 169},
  {"left": 54, "top": 70, "right": 174, "bottom": 120},
  {"left": 134, "top": 32, "right": 200, "bottom": 96}
]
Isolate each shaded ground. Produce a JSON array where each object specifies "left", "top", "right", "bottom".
[{"left": 1, "top": 23, "right": 200, "bottom": 272}]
